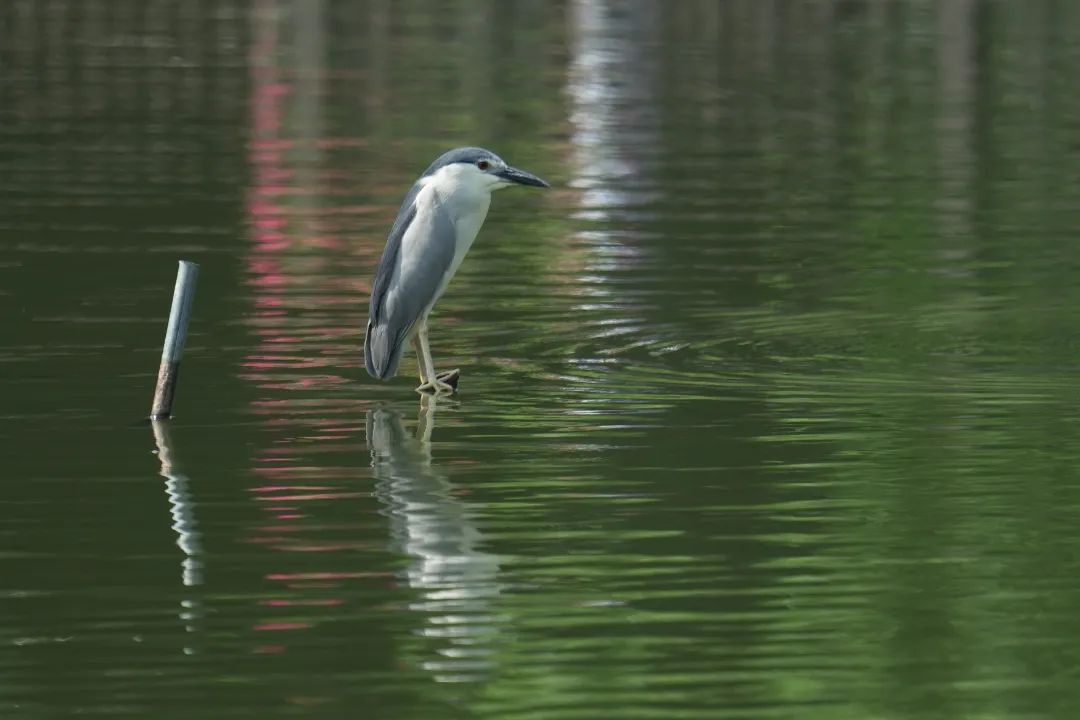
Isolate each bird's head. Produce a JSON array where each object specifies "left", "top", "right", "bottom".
[{"left": 421, "top": 147, "right": 550, "bottom": 195}]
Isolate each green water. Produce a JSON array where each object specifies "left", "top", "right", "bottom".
[{"left": 4, "top": 1, "right": 1080, "bottom": 718}]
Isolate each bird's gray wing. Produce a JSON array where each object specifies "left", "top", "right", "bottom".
[
  {"left": 367, "top": 183, "right": 420, "bottom": 328},
  {"left": 365, "top": 186, "right": 456, "bottom": 380}
]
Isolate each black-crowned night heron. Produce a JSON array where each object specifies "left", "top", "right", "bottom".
[{"left": 364, "top": 147, "right": 549, "bottom": 394}]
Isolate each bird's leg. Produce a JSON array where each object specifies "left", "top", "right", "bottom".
[
  {"left": 415, "top": 320, "right": 455, "bottom": 394},
  {"left": 412, "top": 333, "right": 433, "bottom": 386}
]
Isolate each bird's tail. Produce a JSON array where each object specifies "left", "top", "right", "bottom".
[{"left": 364, "top": 320, "right": 405, "bottom": 380}]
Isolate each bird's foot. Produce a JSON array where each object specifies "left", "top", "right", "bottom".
[
  {"left": 436, "top": 369, "right": 461, "bottom": 390},
  {"left": 416, "top": 379, "right": 453, "bottom": 395},
  {"left": 416, "top": 368, "right": 460, "bottom": 395}
]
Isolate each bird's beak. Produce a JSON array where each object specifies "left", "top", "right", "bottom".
[{"left": 496, "top": 165, "right": 550, "bottom": 188}]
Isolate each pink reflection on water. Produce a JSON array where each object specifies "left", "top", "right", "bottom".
[
  {"left": 260, "top": 599, "right": 346, "bottom": 608},
  {"left": 255, "top": 492, "right": 365, "bottom": 502},
  {"left": 254, "top": 622, "right": 311, "bottom": 632},
  {"left": 252, "top": 645, "right": 287, "bottom": 655},
  {"left": 238, "top": 1, "right": 392, "bottom": 653},
  {"left": 266, "top": 572, "right": 387, "bottom": 582}
]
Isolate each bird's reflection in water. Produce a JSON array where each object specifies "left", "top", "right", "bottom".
[{"left": 367, "top": 396, "right": 501, "bottom": 683}]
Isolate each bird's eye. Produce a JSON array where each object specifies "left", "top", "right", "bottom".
[{"left": 477, "top": 160, "right": 490, "bottom": 171}]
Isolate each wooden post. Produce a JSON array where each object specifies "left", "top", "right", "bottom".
[{"left": 151, "top": 261, "right": 199, "bottom": 419}]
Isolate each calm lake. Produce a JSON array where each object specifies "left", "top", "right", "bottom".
[{"left": 3, "top": 1, "right": 1080, "bottom": 718}]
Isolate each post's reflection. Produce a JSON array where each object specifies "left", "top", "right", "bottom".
[
  {"left": 150, "top": 420, "right": 204, "bottom": 655},
  {"left": 366, "top": 396, "right": 501, "bottom": 683}
]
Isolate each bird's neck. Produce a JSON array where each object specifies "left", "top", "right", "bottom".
[{"left": 425, "top": 166, "right": 492, "bottom": 223}]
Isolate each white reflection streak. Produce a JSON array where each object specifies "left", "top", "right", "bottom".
[
  {"left": 151, "top": 419, "right": 203, "bottom": 654},
  {"left": 568, "top": 0, "right": 661, "bottom": 223},
  {"left": 566, "top": 0, "right": 660, "bottom": 356},
  {"left": 937, "top": 0, "right": 975, "bottom": 267},
  {"left": 367, "top": 397, "right": 501, "bottom": 683}
]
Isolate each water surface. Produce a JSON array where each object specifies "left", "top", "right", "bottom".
[{"left": 3, "top": 1, "right": 1080, "bottom": 718}]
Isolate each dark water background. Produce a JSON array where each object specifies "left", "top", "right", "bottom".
[{"left": 3, "top": 1, "right": 1080, "bottom": 718}]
